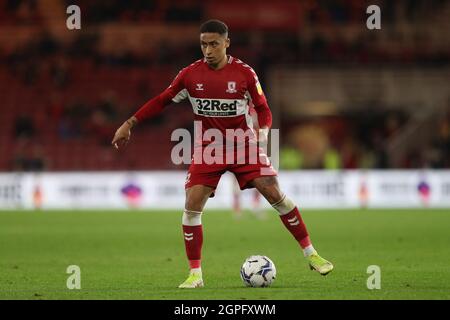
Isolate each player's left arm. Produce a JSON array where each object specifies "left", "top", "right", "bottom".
[{"left": 246, "top": 70, "right": 272, "bottom": 142}]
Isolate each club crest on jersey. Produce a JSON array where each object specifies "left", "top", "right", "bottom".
[
  {"left": 196, "top": 83, "right": 204, "bottom": 91},
  {"left": 226, "top": 81, "right": 237, "bottom": 93}
]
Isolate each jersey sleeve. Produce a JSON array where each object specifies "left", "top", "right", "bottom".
[
  {"left": 244, "top": 67, "right": 272, "bottom": 128},
  {"left": 133, "top": 67, "right": 189, "bottom": 122},
  {"left": 245, "top": 67, "right": 267, "bottom": 107},
  {"left": 160, "top": 67, "right": 189, "bottom": 103}
]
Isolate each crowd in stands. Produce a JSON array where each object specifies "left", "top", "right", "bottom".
[
  {"left": 279, "top": 111, "right": 403, "bottom": 170},
  {"left": 405, "top": 114, "right": 450, "bottom": 169},
  {"left": 0, "top": 0, "right": 448, "bottom": 171},
  {"left": 0, "top": 0, "right": 40, "bottom": 25},
  {"left": 59, "top": 0, "right": 447, "bottom": 26}
]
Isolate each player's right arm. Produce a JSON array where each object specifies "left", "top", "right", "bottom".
[
  {"left": 243, "top": 67, "right": 272, "bottom": 145},
  {"left": 112, "top": 68, "right": 188, "bottom": 150}
]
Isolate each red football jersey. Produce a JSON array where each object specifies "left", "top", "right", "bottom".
[{"left": 161, "top": 56, "right": 267, "bottom": 146}]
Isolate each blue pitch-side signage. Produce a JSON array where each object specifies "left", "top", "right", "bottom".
[{"left": 0, "top": 170, "right": 450, "bottom": 209}]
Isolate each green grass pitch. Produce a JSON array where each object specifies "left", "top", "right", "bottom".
[{"left": 0, "top": 209, "right": 449, "bottom": 300}]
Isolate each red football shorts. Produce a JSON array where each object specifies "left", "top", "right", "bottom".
[{"left": 184, "top": 146, "right": 277, "bottom": 192}]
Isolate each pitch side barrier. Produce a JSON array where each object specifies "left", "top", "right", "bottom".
[{"left": 0, "top": 170, "right": 449, "bottom": 209}]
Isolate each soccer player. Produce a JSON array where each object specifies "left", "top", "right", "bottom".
[{"left": 112, "top": 20, "right": 333, "bottom": 288}]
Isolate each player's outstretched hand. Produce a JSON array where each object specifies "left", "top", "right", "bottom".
[{"left": 112, "top": 118, "right": 135, "bottom": 150}]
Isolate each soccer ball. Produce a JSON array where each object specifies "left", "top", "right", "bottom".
[{"left": 240, "top": 255, "right": 276, "bottom": 287}]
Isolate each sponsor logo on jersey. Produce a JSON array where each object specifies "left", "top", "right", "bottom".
[
  {"left": 191, "top": 97, "right": 246, "bottom": 117},
  {"left": 196, "top": 83, "right": 204, "bottom": 91},
  {"left": 226, "top": 81, "right": 237, "bottom": 93}
]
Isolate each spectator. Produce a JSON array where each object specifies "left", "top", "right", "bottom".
[
  {"left": 50, "top": 56, "right": 70, "bottom": 89},
  {"left": 279, "top": 145, "right": 304, "bottom": 170},
  {"left": 14, "top": 115, "right": 35, "bottom": 139},
  {"left": 12, "top": 143, "right": 47, "bottom": 171},
  {"left": 323, "top": 147, "right": 342, "bottom": 170}
]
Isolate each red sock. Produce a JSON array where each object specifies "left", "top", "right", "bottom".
[
  {"left": 182, "top": 225, "right": 203, "bottom": 269},
  {"left": 279, "top": 207, "right": 311, "bottom": 249}
]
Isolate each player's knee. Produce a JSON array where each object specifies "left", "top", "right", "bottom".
[
  {"left": 264, "top": 193, "right": 281, "bottom": 204},
  {"left": 260, "top": 186, "right": 284, "bottom": 204},
  {"left": 185, "top": 186, "right": 213, "bottom": 211},
  {"left": 185, "top": 196, "right": 205, "bottom": 212},
  {"left": 185, "top": 196, "right": 201, "bottom": 212},
  {"left": 253, "top": 177, "right": 283, "bottom": 203}
]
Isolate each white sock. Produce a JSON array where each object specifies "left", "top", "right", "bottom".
[
  {"left": 190, "top": 267, "right": 202, "bottom": 275},
  {"left": 303, "top": 245, "right": 316, "bottom": 257}
]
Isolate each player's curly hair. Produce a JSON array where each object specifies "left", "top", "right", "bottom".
[{"left": 200, "top": 19, "right": 228, "bottom": 37}]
